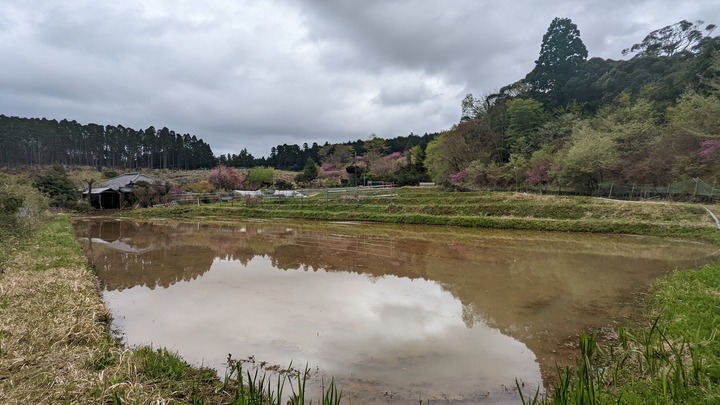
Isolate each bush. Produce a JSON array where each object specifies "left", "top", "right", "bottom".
[
  {"left": 385, "top": 163, "right": 431, "bottom": 186},
  {"left": 274, "top": 179, "right": 293, "bottom": 190},
  {"left": 102, "top": 169, "right": 120, "bottom": 179},
  {"left": 0, "top": 190, "right": 24, "bottom": 215},
  {"left": 246, "top": 167, "right": 274, "bottom": 187},
  {"left": 131, "top": 181, "right": 174, "bottom": 208},
  {"left": 72, "top": 199, "right": 94, "bottom": 213},
  {"left": 0, "top": 189, "right": 24, "bottom": 240},
  {"left": 32, "top": 165, "right": 81, "bottom": 210}
]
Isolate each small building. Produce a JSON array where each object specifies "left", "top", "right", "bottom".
[
  {"left": 84, "top": 187, "right": 122, "bottom": 210},
  {"left": 83, "top": 173, "right": 158, "bottom": 209},
  {"left": 104, "top": 173, "right": 158, "bottom": 193}
]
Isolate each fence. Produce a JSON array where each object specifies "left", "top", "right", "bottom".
[
  {"left": 598, "top": 178, "right": 718, "bottom": 202},
  {"left": 165, "top": 178, "right": 718, "bottom": 207},
  {"left": 167, "top": 184, "right": 399, "bottom": 206}
]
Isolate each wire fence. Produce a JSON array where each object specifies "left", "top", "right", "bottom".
[
  {"left": 163, "top": 178, "right": 718, "bottom": 207},
  {"left": 167, "top": 184, "right": 400, "bottom": 206},
  {"left": 597, "top": 178, "right": 718, "bottom": 202}
]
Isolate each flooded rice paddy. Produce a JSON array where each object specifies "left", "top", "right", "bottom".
[{"left": 74, "top": 219, "right": 718, "bottom": 404}]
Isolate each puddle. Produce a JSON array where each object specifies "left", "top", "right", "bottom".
[{"left": 75, "top": 219, "right": 718, "bottom": 404}]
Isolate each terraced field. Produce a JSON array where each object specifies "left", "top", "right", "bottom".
[{"left": 123, "top": 188, "right": 720, "bottom": 243}]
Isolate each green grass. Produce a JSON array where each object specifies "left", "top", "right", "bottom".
[
  {"left": 654, "top": 266, "right": 720, "bottom": 385},
  {"left": 138, "top": 347, "right": 193, "bottom": 381}
]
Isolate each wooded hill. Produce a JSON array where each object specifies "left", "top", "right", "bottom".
[{"left": 429, "top": 18, "right": 720, "bottom": 192}]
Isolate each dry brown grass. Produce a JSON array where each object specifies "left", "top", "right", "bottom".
[{"left": 0, "top": 215, "right": 235, "bottom": 404}]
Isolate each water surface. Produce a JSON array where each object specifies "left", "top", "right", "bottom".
[{"left": 75, "top": 219, "right": 717, "bottom": 404}]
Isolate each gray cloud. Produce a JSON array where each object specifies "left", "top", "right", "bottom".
[{"left": 0, "top": 0, "right": 717, "bottom": 157}]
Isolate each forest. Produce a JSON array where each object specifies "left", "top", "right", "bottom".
[
  {"left": 0, "top": 117, "right": 216, "bottom": 170},
  {"left": 1, "top": 18, "right": 719, "bottom": 194},
  {"left": 427, "top": 18, "right": 720, "bottom": 194}
]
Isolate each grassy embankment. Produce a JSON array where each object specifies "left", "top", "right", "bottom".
[
  {"left": 2, "top": 186, "right": 719, "bottom": 403},
  {"left": 0, "top": 215, "right": 338, "bottom": 404},
  {"left": 1, "top": 215, "right": 218, "bottom": 403}
]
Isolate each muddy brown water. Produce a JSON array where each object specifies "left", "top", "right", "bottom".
[{"left": 74, "top": 219, "right": 718, "bottom": 404}]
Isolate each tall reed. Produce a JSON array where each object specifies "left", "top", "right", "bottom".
[
  {"left": 518, "top": 320, "right": 710, "bottom": 404},
  {"left": 223, "top": 356, "right": 343, "bottom": 405}
]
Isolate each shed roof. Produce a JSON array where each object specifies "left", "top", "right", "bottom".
[
  {"left": 103, "top": 173, "right": 158, "bottom": 190},
  {"left": 82, "top": 187, "right": 119, "bottom": 195}
]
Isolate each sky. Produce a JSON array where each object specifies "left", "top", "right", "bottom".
[{"left": 1, "top": 1, "right": 718, "bottom": 158}]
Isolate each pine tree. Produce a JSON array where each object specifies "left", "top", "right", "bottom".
[{"left": 525, "top": 17, "right": 588, "bottom": 108}]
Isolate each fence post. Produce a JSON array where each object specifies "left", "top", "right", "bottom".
[
  {"left": 693, "top": 178, "right": 699, "bottom": 199},
  {"left": 608, "top": 183, "right": 614, "bottom": 198}
]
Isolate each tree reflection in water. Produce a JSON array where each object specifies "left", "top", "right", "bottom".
[{"left": 74, "top": 219, "right": 717, "bottom": 404}]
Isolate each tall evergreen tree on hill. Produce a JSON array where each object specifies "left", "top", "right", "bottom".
[{"left": 525, "top": 17, "right": 588, "bottom": 108}]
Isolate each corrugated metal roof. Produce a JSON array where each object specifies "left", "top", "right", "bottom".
[
  {"left": 103, "top": 173, "right": 158, "bottom": 189},
  {"left": 82, "top": 187, "right": 119, "bottom": 195}
]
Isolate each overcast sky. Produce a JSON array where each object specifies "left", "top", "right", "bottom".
[{"left": 1, "top": 1, "right": 718, "bottom": 157}]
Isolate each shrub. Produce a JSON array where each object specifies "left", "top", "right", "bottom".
[
  {"left": 245, "top": 167, "right": 274, "bottom": 187},
  {"left": 0, "top": 190, "right": 24, "bottom": 215},
  {"left": 274, "top": 179, "right": 293, "bottom": 190},
  {"left": 102, "top": 169, "right": 120, "bottom": 179},
  {"left": 384, "top": 163, "right": 430, "bottom": 186},
  {"left": 131, "top": 181, "right": 174, "bottom": 208},
  {"left": 32, "top": 165, "right": 81, "bottom": 210},
  {"left": 73, "top": 199, "right": 94, "bottom": 213},
  {"left": 0, "top": 189, "right": 24, "bottom": 240}
]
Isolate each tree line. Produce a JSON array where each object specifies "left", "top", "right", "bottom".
[
  {"left": 425, "top": 18, "right": 720, "bottom": 193},
  {"left": 216, "top": 132, "right": 435, "bottom": 171},
  {"left": 0, "top": 115, "right": 216, "bottom": 170}
]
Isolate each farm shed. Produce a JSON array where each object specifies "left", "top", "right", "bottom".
[
  {"left": 83, "top": 187, "right": 121, "bottom": 210},
  {"left": 83, "top": 173, "right": 158, "bottom": 209}
]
